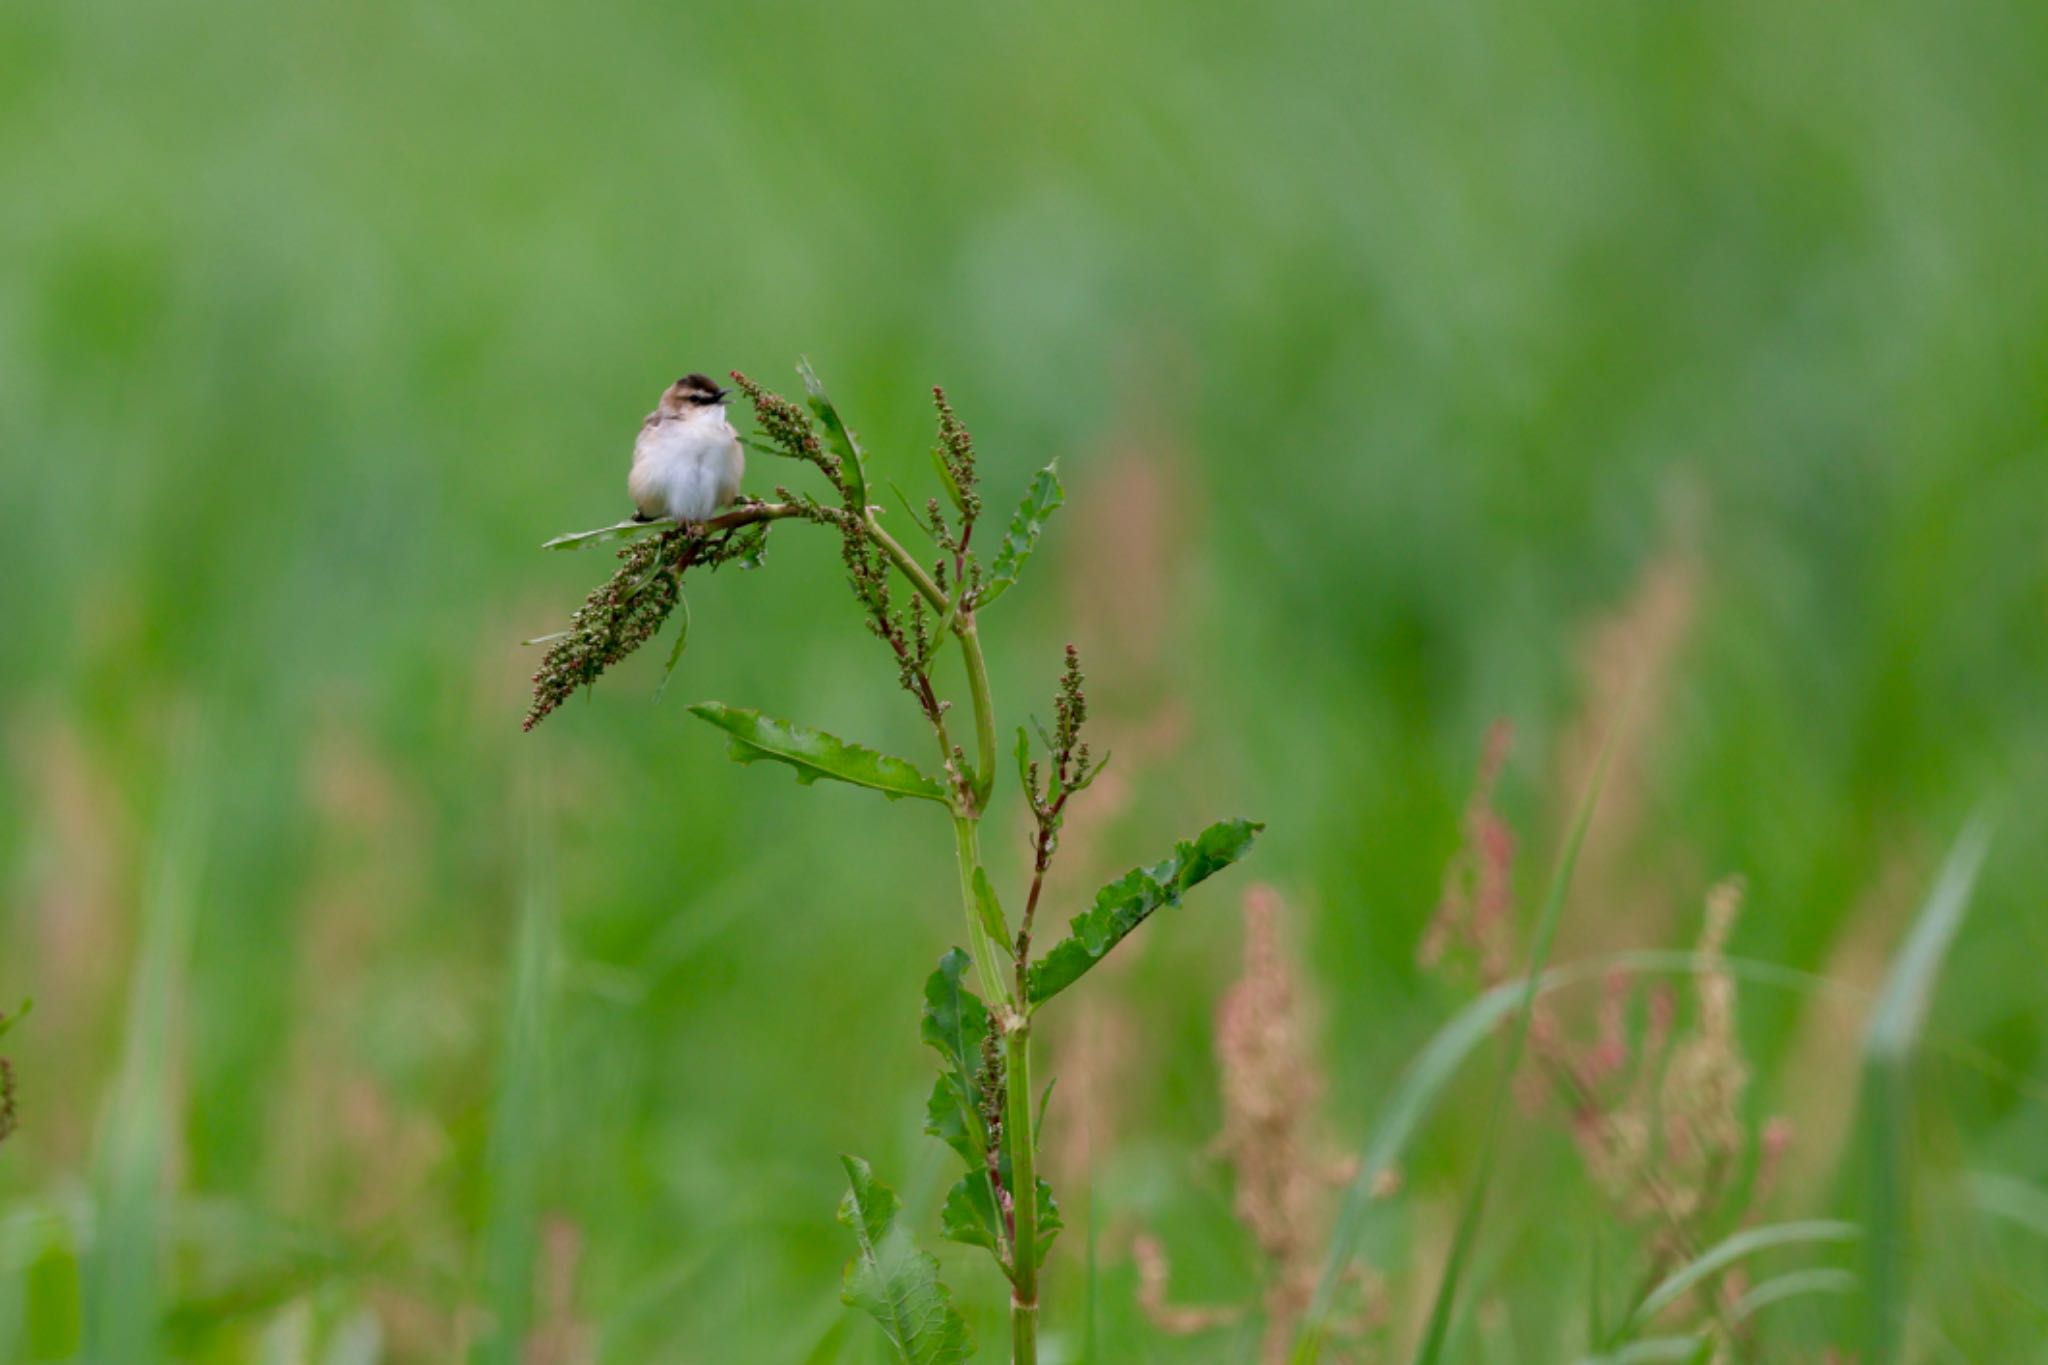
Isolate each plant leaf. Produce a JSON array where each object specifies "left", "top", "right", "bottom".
[
  {"left": 653, "top": 594, "right": 691, "bottom": 699},
  {"left": 939, "top": 1172, "right": 1002, "bottom": 1255},
  {"left": 1014, "top": 726, "right": 1033, "bottom": 797},
  {"left": 921, "top": 949, "right": 992, "bottom": 1081},
  {"left": 972, "top": 867, "right": 1010, "bottom": 945},
  {"left": 920, "top": 950, "right": 992, "bottom": 1167},
  {"left": 977, "top": 462, "right": 1063, "bottom": 610},
  {"left": 930, "top": 446, "right": 968, "bottom": 515},
  {"left": 686, "top": 703, "right": 948, "bottom": 803},
  {"left": 836, "top": 1156, "right": 974, "bottom": 1365},
  {"left": 798, "top": 357, "right": 868, "bottom": 509},
  {"left": 1730, "top": 1268, "right": 1858, "bottom": 1324},
  {"left": 1030, "top": 1177, "right": 1062, "bottom": 1265},
  {"left": 1027, "top": 818, "right": 1263, "bottom": 1006},
  {"left": 1624, "top": 1220, "right": 1860, "bottom": 1336},
  {"left": 542, "top": 518, "right": 668, "bottom": 550}
]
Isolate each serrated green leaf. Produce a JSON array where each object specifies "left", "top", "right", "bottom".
[
  {"left": 938, "top": 1169, "right": 1061, "bottom": 1268},
  {"left": 798, "top": 357, "right": 869, "bottom": 508},
  {"left": 686, "top": 703, "right": 948, "bottom": 803},
  {"left": 978, "top": 463, "right": 1063, "bottom": 609},
  {"left": 921, "top": 951, "right": 992, "bottom": 1169},
  {"left": 1036, "top": 1178, "right": 1063, "bottom": 1263},
  {"left": 924, "top": 1075, "right": 977, "bottom": 1166},
  {"left": 837, "top": 1156, "right": 974, "bottom": 1365},
  {"left": 921, "top": 949, "right": 992, "bottom": 1079},
  {"left": 940, "top": 1172, "right": 1003, "bottom": 1255},
  {"left": 1027, "top": 818, "right": 1263, "bottom": 1006}
]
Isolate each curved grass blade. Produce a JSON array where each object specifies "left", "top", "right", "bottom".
[
  {"left": 1730, "top": 1268, "right": 1858, "bottom": 1323},
  {"left": 687, "top": 703, "right": 949, "bottom": 803},
  {"left": 1858, "top": 817, "right": 1993, "bottom": 1364},
  {"left": 798, "top": 357, "right": 868, "bottom": 509},
  {"left": 1623, "top": 1220, "right": 1859, "bottom": 1337},
  {"left": 1026, "top": 818, "right": 1262, "bottom": 1006},
  {"left": 977, "top": 462, "right": 1062, "bottom": 610},
  {"left": 1295, "top": 946, "right": 1853, "bottom": 1362},
  {"left": 836, "top": 1156, "right": 974, "bottom": 1365},
  {"left": 1967, "top": 1170, "right": 2048, "bottom": 1243},
  {"left": 1574, "top": 1338, "right": 1709, "bottom": 1365},
  {"left": 1406, "top": 726, "right": 1619, "bottom": 1365}
]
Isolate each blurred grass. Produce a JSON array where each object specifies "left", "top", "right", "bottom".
[{"left": 2, "top": 0, "right": 2047, "bottom": 1358}]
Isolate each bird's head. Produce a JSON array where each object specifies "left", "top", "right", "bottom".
[{"left": 659, "top": 372, "right": 731, "bottom": 418}]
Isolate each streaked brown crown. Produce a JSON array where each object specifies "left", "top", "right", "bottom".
[{"left": 658, "top": 371, "right": 731, "bottom": 416}]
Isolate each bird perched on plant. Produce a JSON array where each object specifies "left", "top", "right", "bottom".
[{"left": 629, "top": 372, "right": 743, "bottom": 525}]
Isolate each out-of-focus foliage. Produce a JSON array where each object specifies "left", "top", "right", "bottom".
[{"left": 2, "top": 0, "right": 2046, "bottom": 1358}]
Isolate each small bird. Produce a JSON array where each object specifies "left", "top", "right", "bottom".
[{"left": 628, "top": 372, "right": 744, "bottom": 525}]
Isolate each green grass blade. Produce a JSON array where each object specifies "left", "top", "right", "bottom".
[
  {"left": 1574, "top": 1337, "right": 1708, "bottom": 1365},
  {"left": 1295, "top": 946, "right": 1847, "bottom": 1362},
  {"left": 1730, "top": 1267, "right": 1859, "bottom": 1323},
  {"left": 87, "top": 729, "right": 212, "bottom": 1365},
  {"left": 473, "top": 798, "right": 557, "bottom": 1364},
  {"left": 1622, "top": 1220, "right": 1860, "bottom": 1336},
  {"left": 1857, "top": 818, "right": 1991, "bottom": 1364},
  {"left": 1407, "top": 728, "right": 1618, "bottom": 1365},
  {"left": 1966, "top": 1171, "right": 2048, "bottom": 1242}
]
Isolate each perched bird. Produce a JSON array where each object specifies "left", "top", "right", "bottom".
[{"left": 628, "top": 372, "right": 744, "bottom": 524}]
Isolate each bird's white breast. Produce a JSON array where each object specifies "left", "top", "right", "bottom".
[{"left": 630, "top": 408, "right": 743, "bottom": 522}]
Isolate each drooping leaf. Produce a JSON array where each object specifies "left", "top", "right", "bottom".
[
  {"left": 977, "top": 463, "right": 1063, "bottom": 610},
  {"left": 972, "top": 867, "right": 1010, "bottom": 945},
  {"left": 653, "top": 594, "right": 691, "bottom": 699},
  {"left": 836, "top": 1156, "right": 974, "bottom": 1365},
  {"left": 939, "top": 1168, "right": 1061, "bottom": 1267},
  {"left": 1027, "top": 818, "right": 1263, "bottom": 1006},
  {"left": 686, "top": 703, "right": 948, "bottom": 803},
  {"left": 921, "top": 949, "right": 992, "bottom": 1080},
  {"left": 925, "top": 1076, "right": 978, "bottom": 1167},
  {"left": 541, "top": 518, "right": 669, "bottom": 551},
  {"left": 921, "top": 951, "right": 992, "bottom": 1168},
  {"left": 1030, "top": 1176, "right": 1063, "bottom": 1264},
  {"left": 799, "top": 357, "right": 869, "bottom": 508},
  {"left": 940, "top": 1172, "right": 1002, "bottom": 1256}
]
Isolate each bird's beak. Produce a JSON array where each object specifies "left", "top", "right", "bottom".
[{"left": 713, "top": 387, "right": 731, "bottom": 403}]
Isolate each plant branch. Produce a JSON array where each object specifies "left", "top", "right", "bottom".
[
  {"left": 1005, "top": 1018, "right": 1041, "bottom": 1361},
  {"left": 866, "top": 512, "right": 1000, "bottom": 813}
]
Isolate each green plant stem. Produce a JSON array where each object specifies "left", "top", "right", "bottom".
[
  {"left": 951, "top": 815, "right": 1012, "bottom": 1009},
  {"left": 866, "top": 514, "right": 998, "bottom": 809},
  {"left": 1005, "top": 1017, "right": 1040, "bottom": 1364}
]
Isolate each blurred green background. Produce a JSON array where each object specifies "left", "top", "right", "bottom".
[{"left": 3, "top": 0, "right": 2046, "bottom": 1359}]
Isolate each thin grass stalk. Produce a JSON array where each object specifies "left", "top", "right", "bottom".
[
  {"left": 475, "top": 790, "right": 557, "bottom": 1364},
  {"left": 87, "top": 724, "right": 211, "bottom": 1365},
  {"left": 1409, "top": 725, "right": 1620, "bottom": 1365},
  {"left": 1857, "top": 818, "right": 1992, "bottom": 1364}
]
